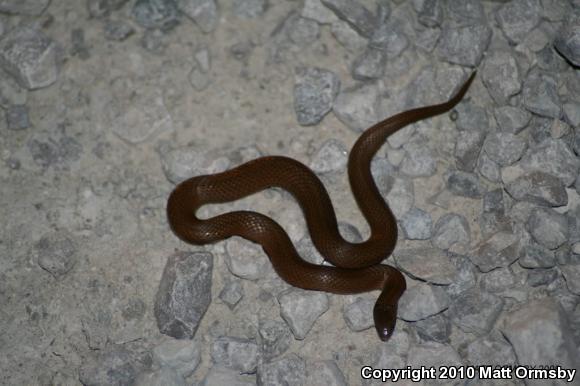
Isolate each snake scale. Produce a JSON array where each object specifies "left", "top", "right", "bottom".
[{"left": 167, "top": 71, "right": 476, "bottom": 341}]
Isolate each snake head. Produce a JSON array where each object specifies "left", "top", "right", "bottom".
[{"left": 373, "top": 303, "right": 398, "bottom": 342}]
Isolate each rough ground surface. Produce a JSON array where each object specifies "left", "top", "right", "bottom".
[{"left": 1, "top": 0, "right": 580, "bottom": 385}]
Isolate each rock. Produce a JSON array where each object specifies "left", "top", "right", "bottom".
[
  {"left": 560, "top": 264, "right": 580, "bottom": 295},
  {"left": 343, "top": 296, "right": 374, "bottom": 332},
  {"left": 414, "top": 313, "right": 451, "bottom": 343},
  {"left": 33, "top": 231, "right": 78, "bottom": 278},
  {"left": 398, "top": 280, "right": 450, "bottom": 321},
  {"left": 483, "top": 132, "right": 527, "bottom": 166},
  {"left": 522, "top": 70, "right": 562, "bottom": 119},
  {"left": 4, "top": 104, "right": 30, "bottom": 130},
  {"left": 526, "top": 207, "right": 569, "bottom": 250},
  {"left": 135, "top": 368, "right": 186, "bottom": 386},
  {"left": 370, "top": 20, "right": 408, "bottom": 58},
  {"left": 330, "top": 19, "right": 367, "bottom": 53},
  {"left": 520, "top": 139, "right": 580, "bottom": 187},
  {"left": 400, "top": 141, "right": 437, "bottom": 178},
  {"left": 219, "top": 280, "right": 244, "bottom": 309},
  {"left": 278, "top": 289, "right": 329, "bottom": 339},
  {"left": 232, "top": 0, "right": 266, "bottom": 19},
  {"left": 152, "top": 339, "right": 201, "bottom": 378},
  {"left": 437, "top": 23, "right": 492, "bottom": 66},
  {"left": 225, "top": 237, "right": 270, "bottom": 280},
  {"left": 480, "top": 267, "right": 519, "bottom": 293},
  {"left": 103, "top": 20, "right": 135, "bottom": 42},
  {"left": 200, "top": 366, "right": 256, "bottom": 386},
  {"left": 259, "top": 319, "right": 293, "bottom": 360},
  {"left": 495, "top": 0, "right": 542, "bottom": 44},
  {"left": 0, "top": 0, "right": 50, "bottom": 15},
  {"left": 493, "top": 106, "right": 531, "bottom": 134},
  {"left": 454, "top": 101, "right": 490, "bottom": 132},
  {"left": 554, "top": 14, "right": 580, "bottom": 67},
  {"left": 504, "top": 171, "right": 567, "bottom": 207},
  {"left": 465, "top": 331, "right": 517, "bottom": 367},
  {"left": 519, "top": 243, "right": 556, "bottom": 268},
  {"left": 394, "top": 247, "right": 457, "bottom": 285},
  {"left": 470, "top": 231, "right": 520, "bottom": 272},
  {"left": 320, "top": 0, "right": 376, "bottom": 37},
  {"left": 293, "top": 67, "right": 340, "bottom": 126},
  {"left": 416, "top": 0, "right": 443, "bottom": 28},
  {"left": 154, "top": 251, "right": 213, "bottom": 339},
  {"left": 302, "top": 0, "right": 339, "bottom": 24},
  {"left": 445, "top": 170, "right": 484, "bottom": 198},
  {"left": 500, "top": 298, "right": 580, "bottom": 386},
  {"left": 258, "top": 354, "right": 306, "bottom": 386},
  {"left": 177, "top": 0, "right": 219, "bottom": 33},
  {"left": 79, "top": 347, "right": 143, "bottom": 386},
  {"left": 449, "top": 287, "right": 504, "bottom": 335},
  {"left": 406, "top": 341, "right": 463, "bottom": 369},
  {"left": 211, "top": 336, "right": 259, "bottom": 374},
  {"left": 333, "top": 82, "right": 379, "bottom": 132},
  {"left": 454, "top": 130, "right": 485, "bottom": 172},
  {"left": 399, "top": 208, "right": 433, "bottom": 240},
  {"left": 351, "top": 47, "right": 386, "bottom": 80},
  {"left": 432, "top": 213, "right": 470, "bottom": 250},
  {"left": 305, "top": 360, "right": 347, "bottom": 386},
  {"left": 309, "top": 139, "right": 348, "bottom": 174},
  {"left": 132, "top": 0, "right": 180, "bottom": 30},
  {"left": 0, "top": 27, "right": 59, "bottom": 90}
]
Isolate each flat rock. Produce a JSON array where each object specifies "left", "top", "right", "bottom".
[{"left": 394, "top": 247, "right": 457, "bottom": 285}]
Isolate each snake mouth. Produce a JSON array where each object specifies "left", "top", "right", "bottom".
[{"left": 373, "top": 303, "right": 398, "bottom": 342}]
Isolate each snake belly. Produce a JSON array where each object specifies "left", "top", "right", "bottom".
[{"left": 167, "top": 72, "right": 476, "bottom": 341}]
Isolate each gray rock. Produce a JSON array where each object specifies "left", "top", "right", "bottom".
[
  {"left": 219, "top": 280, "right": 244, "bottom": 309},
  {"left": 103, "top": 20, "right": 135, "bottom": 42},
  {"left": 454, "top": 101, "right": 489, "bottom": 132},
  {"left": 87, "top": 0, "right": 129, "bottom": 18},
  {"left": 302, "top": 0, "right": 339, "bottom": 24},
  {"left": 519, "top": 139, "right": 580, "bottom": 186},
  {"left": 152, "top": 339, "right": 201, "bottom": 378},
  {"left": 135, "top": 368, "right": 186, "bottom": 386},
  {"left": 394, "top": 247, "right": 457, "bottom": 285},
  {"left": 416, "top": 0, "right": 443, "bottom": 28},
  {"left": 5, "top": 104, "right": 29, "bottom": 130},
  {"left": 33, "top": 231, "right": 78, "bottom": 278},
  {"left": 351, "top": 47, "right": 386, "bottom": 80},
  {"left": 564, "top": 102, "right": 580, "bottom": 127},
  {"left": 470, "top": 231, "right": 520, "bottom": 272},
  {"left": 211, "top": 336, "right": 258, "bottom": 374},
  {"left": 445, "top": 170, "right": 484, "bottom": 198},
  {"left": 493, "top": 106, "right": 531, "bottom": 134},
  {"left": 480, "top": 267, "right": 519, "bottom": 293},
  {"left": 522, "top": 70, "right": 562, "bottom": 118},
  {"left": 437, "top": 23, "right": 491, "bottom": 66},
  {"left": 330, "top": 19, "right": 367, "bottom": 53},
  {"left": 504, "top": 171, "right": 567, "bottom": 207},
  {"left": 258, "top": 354, "right": 306, "bottom": 386},
  {"left": 225, "top": 237, "right": 270, "bottom": 280},
  {"left": 454, "top": 130, "right": 485, "bottom": 172},
  {"left": 495, "top": 0, "right": 542, "bottom": 44},
  {"left": 79, "top": 347, "right": 143, "bottom": 386},
  {"left": 406, "top": 341, "right": 463, "bottom": 369},
  {"left": 286, "top": 16, "right": 320, "bottom": 46},
  {"left": 364, "top": 330, "right": 409, "bottom": 385},
  {"left": 465, "top": 331, "right": 517, "bottom": 367},
  {"left": 333, "top": 82, "right": 379, "bottom": 132},
  {"left": 343, "top": 296, "right": 374, "bottom": 331},
  {"left": 305, "top": 360, "right": 347, "bottom": 386},
  {"left": 0, "top": 27, "right": 59, "bottom": 90},
  {"left": 446, "top": 254, "right": 478, "bottom": 298},
  {"left": 320, "top": 0, "right": 376, "bottom": 38},
  {"left": 278, "top": 288, "right": 329, "bottom": 339},
  {"left": 527, "top": 268, "right": 559, "bottom": 287},
  {"left": 561, "top": 264, "right": 580, "bottom": 295},
  {"left": 259, "top": 319, "right": 293, "bottom": 360},
  {"left": 0, "top": 0, "right": 50, "bottom": 15},
  {"left": 293, "top": 67, "right": 340, "bottom": 126},
  {"left": 177, "top": 0, "right": 219, "bottom": 33},
  {"left": 481, "top": 50, "right": 521, "bottom": 105},
  {"left": 201, "top": 366, "right": 256, "bottom": 386},
  {"left": 483, "top": 132, "right": 527, "bottom": 166},
  {"left": 309, "top": 139, "right": 348, "bottom": 174},
  {"left": 554, "top": 14, "right": 580, "bottom": 67},
  {"left": 398, "top": 280, "right": 450, "bottom": 321},
  {"left": 154, "top": 251, "right": 213, "bottom": 339},
  {"left": 400, "top": 208, "right": 433, "bottom": 240},
  {"left": 500, "top": 298, "right": 580, "bottom": 385},
  {"left": 400, "top": 141, "right": 437, "bottom": 177},
  {"left": 414, "top": 313, "right": 451, "bottom": 343},
  {"left": 449, "top": 287, "right": 504, "bottom": 335},
  {"left": 132, "top": 0, "right": 180, "bottom": 30},
  {"left": 233, "top": 0, "right": 266, "bottom": 19},
  {"left": 159, "top": 145, "right": 229, "bottom": 184},
  {"left": 370, "top": 21, "right": 409, "bottom": 58},
  {"left": 526, "top": 208, "right": 569, "bottom": 250},
  {"left": 415, "top": 26, "right": 441, "bottom": 52},
  {"left": 519, "top": 244, "right": 556, "bottom": 268},
  {"left": 446, "top": 0, "right": 486, "bottom": 26},
  {"left": 27, "top": 131, "right": 83, "bottom": 170},
  {"left": 537, "top": 45, "right": 569, "bottom": 72},
  {"left": 385, "top": 177, "right": 415, "bottom": 218},
  {"left": 478, "top": 151, "right": 501, "bottom": 183},
  {"left": 432, "top": 213, "right": 471, "bottom": 250}
]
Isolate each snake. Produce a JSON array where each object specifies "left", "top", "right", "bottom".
[{"left": 167, "top": 71, "right": 476, "bottom": 341}]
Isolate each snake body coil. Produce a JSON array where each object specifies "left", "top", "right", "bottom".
[{"left": 167, "top": 72, "right": 476, "bottom": 341}]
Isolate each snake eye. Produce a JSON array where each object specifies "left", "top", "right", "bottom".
[{"left": 373, "top": 303, "right": 398, "bottom": 342}]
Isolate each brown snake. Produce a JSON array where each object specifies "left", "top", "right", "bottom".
[{"left": 167, "top": 72, "right": 476, "bottom": 341}]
